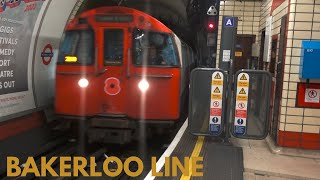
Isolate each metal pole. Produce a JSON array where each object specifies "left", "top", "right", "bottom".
[
  {"left": 224, "top": 58, "right": 234, "bottom": 144},
  {"left": 78, "top": 118, "right": 88, "bottom": 156}
]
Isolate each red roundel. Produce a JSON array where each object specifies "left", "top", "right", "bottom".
[
  {"left": 104, "top": 78, "right": 121, "bottom": 96},
  {"left": 41, "top": 44, "right": 54, "bottom": 65}
]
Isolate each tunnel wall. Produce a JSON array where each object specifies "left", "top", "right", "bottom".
[{"left": 0, "top": 0, "right": 79, "bottom": 137}]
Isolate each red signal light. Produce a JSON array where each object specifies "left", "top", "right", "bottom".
[{"left": 208, "top": 23, "right": 215, "bottom": 29}]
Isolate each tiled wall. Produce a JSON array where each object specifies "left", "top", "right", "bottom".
[
  {"left": 259, "top": 0, "right": 320, "bottom": 149},
  {"left": 260, "top": 0, "right": 289, "bottom": 67},
  {"left": 216, "top": 0, "right": 261, "bottom": 67},
  {"left": 217, "top": 0, "right": 320, "bottom": 149},
  {"left": 280, "top": 0, "right": 320, "bottom": 137}
]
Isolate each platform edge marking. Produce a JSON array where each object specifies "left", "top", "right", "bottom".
[
  {"left": 144, "top": 120, "right": 188, "bottom": 180},
  {"left": 180, "top": 136, "right": 204, "bottom": 180}
]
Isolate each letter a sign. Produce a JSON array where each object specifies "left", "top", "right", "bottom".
[{"left": 225, "top": 17, "right": 234, "bottom": 27}]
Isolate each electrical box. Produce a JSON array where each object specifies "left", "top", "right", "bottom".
[{"left": 300, "top": 41, "right": 320, "bottom": 79}]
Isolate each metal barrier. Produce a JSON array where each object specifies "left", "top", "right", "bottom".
[
  {"left": 189, "top": 68, "right": 272, "bottom": 140},
  {"left": 188, "top": 68, "right": 227, "bottom": 137},
  {"left": 231, "top": 70, "right": 272, "bottom": 139}
]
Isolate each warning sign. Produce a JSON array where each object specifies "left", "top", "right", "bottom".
[
  {"left": 212, "top": 94, "right": 222, "bottom": 100},
  {"left": 239, "top": 88, "right": 246, "bottom": 95},
  {"left": 214, "top": 87, "right": 221, "bottom": 93},
  {"left": 212, "top": 80, "right": 223, "bottom": 86},
  {"left": 240, "top": 74, "right": 248, "bottom": 81},
  {"left": 237, "top": 119, "right": 244, "bottom": 125},
  {"left": 305, "top": 89, "right": 320, "bottom": 103},
  {"left": 209, "top": 71, "right": 225, "bottom": 135},
  {"left": 238, "top": 81, "right": 249, "bottom": 87},
  {"left": 238, "top": 102, "right": 246, "bottom": 109},
  {"left": 213, "top": 101, "right": 220, "bottom": 107},
  {"left": 214, "top": 73, "right": 222, "bottom": 79},
  {"left": 236, "top": 110, "right": 247, "bottom": 118},
  {"left": 210, "top": 108, "right": 222, "bottom": 116},
  {"left": 236, "top": 96, "right": 248, "bottom": 101},
  {"left": 234, "top": 72, "right": 250, "bottom": 136},
  {"left": 212, "top": 117, "right": 219, "bottom": 123}
]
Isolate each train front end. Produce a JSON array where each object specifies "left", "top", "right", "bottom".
[{"left": 55, "top": 7, "right": 182, "bottom": 129}]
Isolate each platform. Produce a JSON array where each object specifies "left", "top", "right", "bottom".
[
  {"left": 145, "top": 121, "right": 244, "bottom": 180},
  {"left": 232, "top": 137, "right": 320, "bottom": 180},
  {"left": 145, "top": 120, "right": 320, "bottom": 180}
]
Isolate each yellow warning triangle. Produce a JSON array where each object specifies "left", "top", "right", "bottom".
[
  {"left": 240, "top": 74, "right": 247, "bottom": 80},
  {"left": 214, "top": 73, "right": 222, "bottom": 79},
  {"left": 239, "top": 88, "right": 246, "bottom": 95},
  {"left": 214, "top": 87, "right": 221, "bottom": 93}
]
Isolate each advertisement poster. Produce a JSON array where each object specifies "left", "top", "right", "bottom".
[{"left": 0, "top": 0, "right": 46, "bottom": 119}]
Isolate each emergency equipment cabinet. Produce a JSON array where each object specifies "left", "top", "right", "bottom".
[{"left": 300, "top": 41, "right": 320, "bottom": 79}]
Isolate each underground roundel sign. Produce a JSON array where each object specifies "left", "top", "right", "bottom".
[
  {"left": 41, "top": 44, "right": 54, "bottom": 65},
  {"left": 104, "top": 77, "right": 121, "bottom": 96}
]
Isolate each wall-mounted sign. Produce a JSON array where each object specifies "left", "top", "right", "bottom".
[
  {"left": 235, "top": 51, "right": 243, "bottom": 57},
  {"left": 41, "top": 44, "right": 54, "bottom": 65},
  {"left": 209, "top": 72, "right": 224, "bottom": 135},
  {"left": 234, "top": 73, "right": 250, "bottom": 136},
  {"left": 297, "top": 83, "right": 320, "bottom": 108},
  {"left": 222, "top": 50, "right": 231, "bottom": 62}
]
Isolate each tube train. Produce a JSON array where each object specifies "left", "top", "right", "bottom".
[{"left": 55, "top": 6, "right": 195, "bottom": 143}]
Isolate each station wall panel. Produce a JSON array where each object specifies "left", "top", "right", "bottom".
[
  {"left": 230, "top": 0, "right": 320, "bottom": 149},
  {"left": 273, "top": 0, "right": 320, "bottom": 149}
]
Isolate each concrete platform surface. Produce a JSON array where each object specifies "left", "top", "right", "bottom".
[{"left": 231, "top": 137, "right": 320, "bottom": 180}]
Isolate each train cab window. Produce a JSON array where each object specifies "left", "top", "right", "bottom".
[
  {"left": 58, "top": 30, "right": 94, "bottom": 65},
  {"left": 104, "top": 29, "right": 124, "bottom": 65},
  {"left": 133, "top": 29, "right": 178, "bottom": 67}
]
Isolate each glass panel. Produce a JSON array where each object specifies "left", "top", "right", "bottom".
[
  {"left": 104, "top": 29, "right": 124, "bottom": 66},
  {"left": 58, "top": 30, "right": 94, "bottom": 65},
  {"left": 133, "top": 29, "right": 178, "bottom": 67}
]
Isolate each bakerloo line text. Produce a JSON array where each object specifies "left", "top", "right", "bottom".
[{"left": 7, "top": 156, "right": 203, "bottom": 177}]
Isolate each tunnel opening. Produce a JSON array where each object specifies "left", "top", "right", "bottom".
[{"left": 73, "top": 0, "right": 220, "bottom": 67}]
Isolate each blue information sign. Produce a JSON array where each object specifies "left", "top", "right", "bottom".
[{"left": 224, "top": 17, "right": 234, "bottom": 27}]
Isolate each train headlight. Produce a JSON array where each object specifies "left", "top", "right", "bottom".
[
  {"left": 138, "top": 79, "right": 149, "bottom": 92},
  {"left": 78, "top": 78, "right": 89, "bottom": 88}
]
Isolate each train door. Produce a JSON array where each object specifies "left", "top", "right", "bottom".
[{"left": 98, "top": 27, "right": 129, "bottom": 115}]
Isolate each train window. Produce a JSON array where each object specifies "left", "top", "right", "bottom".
[
  {"left": 58, "top": 30, "right": 94, "bottom": 65},
  {"left": 133, "top": 29, "right": 179, "bottom": 67},
  {"left": 104, "top": 29, "right": 124, "bottom": 66}
]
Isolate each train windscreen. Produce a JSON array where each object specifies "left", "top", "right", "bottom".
[
  {"left": 133, "top": 29, "right": 179, "bottom": 67},
  {"left": 104, "top": 29, "right": 124, "bottom": 65},
  {"left": 58, "top": 29, "right": 94, "bottom": 65}
]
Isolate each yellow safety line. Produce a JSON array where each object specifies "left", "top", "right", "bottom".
[{"left": 180, "top": 136, "right": 205, "bottom": 180}]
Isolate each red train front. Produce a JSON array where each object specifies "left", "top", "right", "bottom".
[{"left": 55, "top": 7, "right": 194, "bottom": 142}]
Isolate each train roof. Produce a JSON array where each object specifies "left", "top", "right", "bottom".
[{"left": 66, "top": 6, "right": 172, "bottom": 33}]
